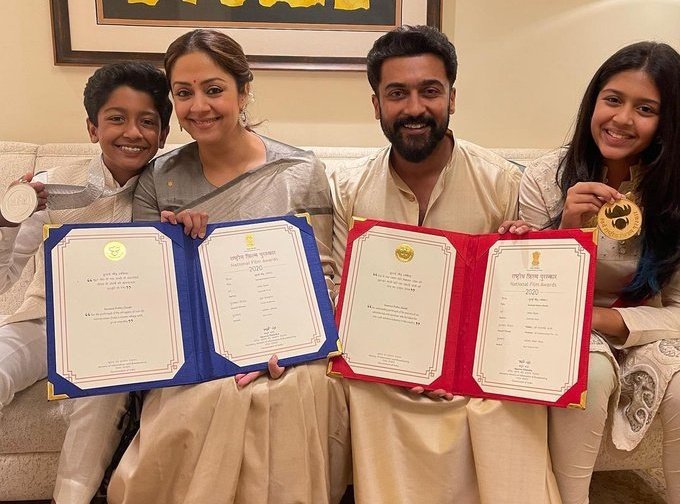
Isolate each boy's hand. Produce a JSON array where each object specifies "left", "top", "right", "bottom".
[
  {"left": 160, "top": 209, "right": 208, "bottom": 238},
  {"left": 0, "top": 171, "right": 48, "bottom": 227},
  {"left": 234, "top": 355, "right": 285, "bottom": 388},
  {"left": 497, "top": 219, "right": 531, "bottom": 235}
]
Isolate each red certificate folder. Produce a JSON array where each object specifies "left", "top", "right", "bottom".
[{"left": 329, "top": 219, "right": 597, "bottom": 408}]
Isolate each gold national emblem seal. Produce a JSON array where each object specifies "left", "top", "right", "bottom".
[
  {"left": 103, "top": 241, "right": 127, "bottom": 261},
  {"left": 597, "top": 198, "right": 642, "bottom": 241},
  {"left": 245, "top": 233, "right": 255, "bottom": 249},
  {"left": 395, "top": 243, "right": 414, "bottom": 262}
]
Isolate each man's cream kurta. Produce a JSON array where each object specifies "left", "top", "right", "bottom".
[{"left": 330, "top": 135, "right": 561, "bottom": 504}]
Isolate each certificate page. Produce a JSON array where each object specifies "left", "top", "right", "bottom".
[
  {"left": 199, "top": 220, "right": 326, "bottom": 366},
  {"left": 338, "top": 226, "right": 455, "bottom": 384},
  {"left": 473, "top": 239, "right": 589, "bottom": 402},
  {"left": 51, "top": 227, "right": 184, "bottom": 389}
]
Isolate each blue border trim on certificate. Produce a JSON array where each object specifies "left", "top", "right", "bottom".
[
  {"left": 194, "top": 215, "right": 338, "bottom": 376},
  {"left": 44, "top": 216, "right": 338, "bottom": 398},
  {"left": 44, "top": 222, "right": 201, "bottom": 398}
]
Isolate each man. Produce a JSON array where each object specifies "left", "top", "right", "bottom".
[{"left": 330, "top": 26, "right": 560, "bottom": 503}]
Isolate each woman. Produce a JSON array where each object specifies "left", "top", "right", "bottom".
[
  {"left": 107, "top": 29, "right": 350, "bottom": 504},
  {"left": 520, "top": 41, "right": 680, "bottom": 503}
]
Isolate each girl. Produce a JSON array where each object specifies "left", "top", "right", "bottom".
[{"left": 520, "top": 41, "right": 680, "bottom": 503}]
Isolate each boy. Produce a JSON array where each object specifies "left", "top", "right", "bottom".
[{"left": 0, "top": 61, "right": 172, "bottom": 504}]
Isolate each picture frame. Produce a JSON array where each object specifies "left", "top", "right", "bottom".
[{"left": 50, "top": 0, "right": 442, "bottom": 71}]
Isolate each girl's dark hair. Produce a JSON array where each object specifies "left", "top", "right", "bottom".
[
  {"left": 164, "top": 29, "right": 253, "bottom": 94},
  {"left": 555, "top": 41, "right": 680, "bottom": 301}
]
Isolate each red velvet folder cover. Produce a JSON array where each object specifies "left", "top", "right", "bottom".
[{"left": 329, "top": 219, "right": 597, "bottom": 409}]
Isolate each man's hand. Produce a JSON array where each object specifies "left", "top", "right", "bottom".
[
  {"left": 409, "top": 386, "right": 454, "bottom": 401},
  {"left": 497, "top": 219, "right": 531, "bottom": 235},
  {"left": 234, "top": 355, "right": 286, "bottom": 388},
  {"left": 160, "top": 209, "right": 208, "bottom": 238}
]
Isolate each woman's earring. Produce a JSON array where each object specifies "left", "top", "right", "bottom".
[{"left": 239, "top": 108, "right": 248, "bottom": 127}]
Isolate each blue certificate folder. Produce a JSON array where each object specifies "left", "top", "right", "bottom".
[{"left": 44, "top": 215, "right": 339, "bottom": 399}]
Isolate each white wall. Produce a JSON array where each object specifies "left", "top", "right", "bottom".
[
  {"left": 453, "top": 0, "right": 680, "bottom": 147},
  {"left": 1, "top": 1, "right": 678, "bottom": 149}
]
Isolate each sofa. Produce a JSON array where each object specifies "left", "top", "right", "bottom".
[{"left": 0, "top": 140, "right": 664, "bottom": 502}]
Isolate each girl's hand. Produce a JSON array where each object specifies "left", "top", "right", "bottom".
[
  {"left": 498, "top": 219, "right": 531, "bottom": 235},
  {"left": 160, "top": 208, "right": 208, "bottom": 238},
  {"left": 234, "top": 355, "right": 285, "bottom": 388},
  {"left": 591, "top": 306, "right": 629, "bottom": 346},
  {"left": 560, "top": 182, "right": 623, "bottom": 229}
]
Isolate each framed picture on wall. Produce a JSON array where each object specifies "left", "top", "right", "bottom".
[{"left": 50, "top": 0, "right": 442, "bottom": 71}]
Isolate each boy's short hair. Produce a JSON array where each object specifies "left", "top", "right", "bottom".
[
  {"left": 367, "top": 25, "right": 458, "bottom": 93},
  {"left": 83, "top": 62, "right": 172, "bottom": 129}
]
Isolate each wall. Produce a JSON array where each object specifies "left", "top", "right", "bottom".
[
  {"left": 0, "top": 1, "right": 678, "bottom": 149},
  {"left": 453, "top": 0, "right": 680, "bottom": 147},
  {"left": 0, "top": 0, "right": 425, "bottom": 147}
]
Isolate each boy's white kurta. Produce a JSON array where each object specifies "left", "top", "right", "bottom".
[
  {"left": 329, "top": 134, "right": 562, "bottom": 504},
  {"left": 0, "top": 156, "right": 133, "bottom": 504}
]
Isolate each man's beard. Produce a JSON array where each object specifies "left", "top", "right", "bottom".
[{"left": 380, "top": 113, "right": 449, "bottom": 163}]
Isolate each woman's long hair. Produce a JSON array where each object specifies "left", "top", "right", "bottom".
[{"left": 555, "top": 41, "right": 680, "bottom": 301}]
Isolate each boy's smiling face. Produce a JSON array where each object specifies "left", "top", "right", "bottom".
[{"left": 87, "top": 85, "right": 168, "bottom": 184}]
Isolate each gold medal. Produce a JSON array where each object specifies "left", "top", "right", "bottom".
[
  {"left": 395, "top": 243, "right": 414, "bottom": 262},
  {"left": 597, "top": 197, "right": 642, "bottom": 240}
]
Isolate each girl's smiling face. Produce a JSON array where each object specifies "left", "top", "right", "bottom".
[{"left": 590, "top": 69, "right": 660, "bottom": 172}]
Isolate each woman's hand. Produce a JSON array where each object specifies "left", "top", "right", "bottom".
[
  {"left": 0, "top": 172, "right": 48, "bottom": 227},
  {"left": 409, "top": 386, "right": 455, "bottom": 401},
  {"left": 560, "top": 182, "right": 623, "bottom": 229},
  {"left": 498, "top": 219, "right": 531, "bottom": 235},
  {"left": 234, "top": 355, "right": 285, "bottom": 388},
  {"left": 160, "top": 209, "right": 208, "bottom": 238}
]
